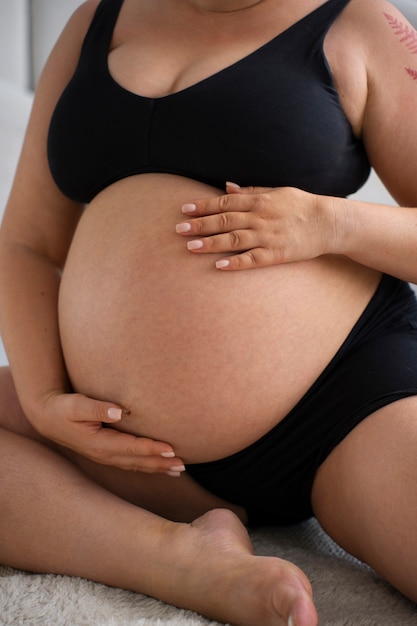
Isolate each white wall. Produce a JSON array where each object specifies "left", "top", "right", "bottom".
[{"left": 0, "top": 1, "right": 29, "bottom": 89}]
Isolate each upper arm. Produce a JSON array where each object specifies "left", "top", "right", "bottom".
[
  {"left": 360, "top": 0, "right": 417, "bottom": 206},
  {"left": 0, "top": 0, "right": 101, "bottom": 268}
]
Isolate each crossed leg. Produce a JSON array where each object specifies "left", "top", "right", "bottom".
[
  {"left": 0, "top": 367, "right": 317, "bottom": 626},
  {"left": 312, "top": 396, "right": 417, "bottom": 604}
]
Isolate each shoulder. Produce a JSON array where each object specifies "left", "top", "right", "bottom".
[
  {"left": 344, "top": 0, "right": 417, "bottom": 204},
  {"left": 336, "top": 0, "right": 417, "bottom": 65},
  {"left": 70, "top": 0, "right": 103, "bottom": 28},
  {"left": 326, "top": 0, "right": 417, "bottom": 205},
  {"left": 326, "top": 0, "right": 417, "bottom": 66},
  {"left": 34, "top": 0, "right": 103, "bottom": 104},
  {"left": 48, "top": 0, "right": 103, "bottom": 62}
]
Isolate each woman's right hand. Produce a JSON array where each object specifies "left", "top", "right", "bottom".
[{"left": 31, "top": 392, "right": 185, "bottom": 475}]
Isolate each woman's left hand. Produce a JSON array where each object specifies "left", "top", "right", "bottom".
[{"left": 176, "top": 182, "right": 337, "bottom": 270}]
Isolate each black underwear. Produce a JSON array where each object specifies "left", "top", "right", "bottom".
[{"left": 186, "top": 275, "right": 417, "bottom": 527}]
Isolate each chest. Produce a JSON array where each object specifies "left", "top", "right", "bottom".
[
  {"left": 107, "top": 0, "right": 330, "bottom": 98},
  {"left": 47, "top": 0, "right": 370, "bottom": 202},
  {"left": 107, "top": 1, "right": 366, "bottom": 134}
]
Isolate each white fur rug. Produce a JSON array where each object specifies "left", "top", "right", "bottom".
[{"left": 1, "top": 519, "right": 416, "bottom": 626}]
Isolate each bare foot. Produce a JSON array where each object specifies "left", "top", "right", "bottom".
[{"left": 161, "top": 508, "right": 318, "bottom": 626}]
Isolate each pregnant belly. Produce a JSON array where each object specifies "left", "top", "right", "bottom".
[{"left": 59, "top": 174, "right": 380, "bottom": 462}]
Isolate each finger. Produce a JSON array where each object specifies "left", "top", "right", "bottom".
[
  {"left": 181, "top": 191, "right": 257, "bottom": 217},
  {"left": 66, "top": 393, "right": 124, "bottom": 425},
  {"left": 88, "top": 429, "right": 186, "bottom": 473},
  {"left": 65, "top": 395, "right": 178, "bottom": 461},
  {"left": 215, "top": 248, "right": 279, "bottom": 271},
  {"left": 225, "top": 181, "right": 243, "bottom": 194},
  {"left": 110, "top": 455, "right": 186, "bottom": 475},
  {"left": 96, "top": 425, "right": 179, "bottom": 463},
  {"left": 225, "top": 181, "right": 273, "bottom": 195},
  {"left": 176, "top": 211, "right": 251, "bottom": 238},
  {"left": 111, "top": 453, "right": 186, "bottom": 475},
  {"left": 185, "top": 230, "right": 256, "bottom": 255},
  {"left": 106, "top": 429, "right": 177, "bottom": 460}
]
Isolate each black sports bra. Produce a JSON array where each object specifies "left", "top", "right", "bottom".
[{"left": 47, "top": 0, "right": 370, "bottom": 204}]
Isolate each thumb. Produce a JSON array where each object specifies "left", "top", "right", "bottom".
[
  {"left": 70, "top": 393, "right": 124, "bottom": 424},
  {"left": 225, "top": 181, "right": 272, "bottom": 195},
  {"left": 104, "top": 406, "right": 124, "bottom": 423}
]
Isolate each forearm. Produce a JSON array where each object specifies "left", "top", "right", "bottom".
[
  {"left": 328, "top": 196, "right": 417, "bottom": 284},
  {"left": 0, "top": 242, "right": 70, "bottom": 422}
]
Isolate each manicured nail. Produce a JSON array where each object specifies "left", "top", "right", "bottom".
[
  {"left": 171, "top": 465, "right": 186, "bottom": 473},
  {"left": 107, "top": 408, "right": 122, "bottom": 421},
  {"left": 226, "top": 181, "right": 241, "bottom": 189},
  {"left": 182, "top": 203, "right": 197, "bottom": 214},
  {"left": 187, "top": 240, "right": 203, "bottom": 251},
  {"left": 176, "top": 222, "right": 192, "bottom": 234},
  {"left": 166, "top": 471, "right": 182, "bottom": 478},
  {"left": 160, "top": 451, "right": 176, "bottom": 458},
  {"left": 288, "top": 614, "right": 295, "bottom": 626},
  {"left": 215, "top": 259, "right": 230, "bottom": 269}
]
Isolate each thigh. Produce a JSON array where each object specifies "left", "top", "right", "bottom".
[
  {"left": 0, "top": 366, "right": 247, "bottom": 523},
  {"left": 311, "top": 396, "right": 417, "bottom": 602}
]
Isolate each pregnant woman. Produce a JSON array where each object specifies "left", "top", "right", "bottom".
[{"left": 1, "top": 0, "right": 417, "bottom": 624}]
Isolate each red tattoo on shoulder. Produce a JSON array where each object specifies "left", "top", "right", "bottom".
[
  {"left": 384, "top": 13, "right": 417, "bottom": 53},
  {"left": 406, "top": 67, "right": 417, "bottom": 80},
  {"left": 384, "top": 12, "right": 417, "bottom": 82}
]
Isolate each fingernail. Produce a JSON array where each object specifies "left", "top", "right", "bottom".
[
  {"left": 215, "top": 259, "right": 230, "bottom": 269},
  {"left": 161, "top": 451, "right": 176, "bottom": 458},
  {"left": 288, "top": 614, "right": 295, "bottom": 626},
  {"left": 166, "top": 471, "right": 182, "bottom": 478},
  {"left": 107, "top": 408, "right": 122, "bottom": 421},
  {"left": 182, "top": 203, "right": 197, "bottom": 214},
  {"left": 187, "top": 240, "right": 203, "bottom": 251},
  {"left": 170, "top": 465, "right": 186, "bottom": 472},
  {"left": 226, "top": 181, "right": 241, "bottom": 189},
  {"left": 176, "top": 222, "right": 192, "bottom": 233}
]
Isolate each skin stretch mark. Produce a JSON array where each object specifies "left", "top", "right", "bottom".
[{"left": 384, "top": 13, "right": 417, "bottom": 80}]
